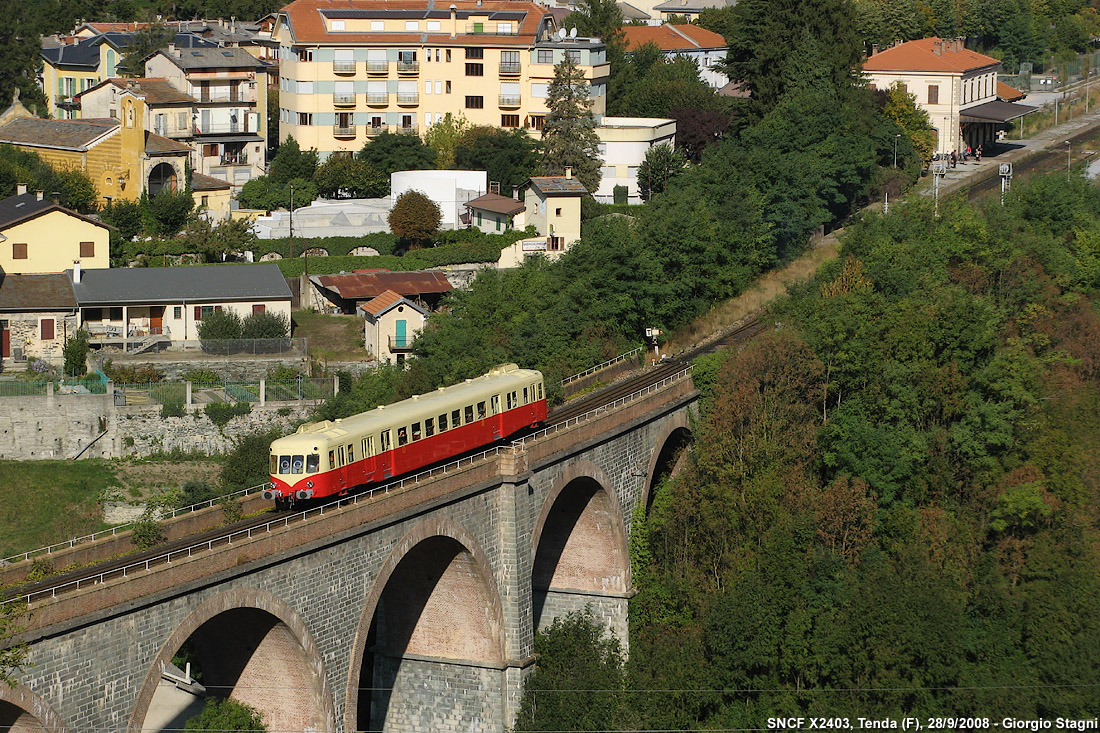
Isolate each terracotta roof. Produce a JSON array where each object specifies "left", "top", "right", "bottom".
[
  {"left": 358, "top": 289, "right": 428, "bottom": 318},
  {"left": 0, "top": 192, "right": 114, "bottom": 232},
  {"left": 190, "top": 172, "right": 232, "bottom": 191},
  {"left": 622, "top": 24, "right": 726, "bottom": 52},
  {"left": 465, "top": 192, "right": 526, "bottom": 216},
  {"left": 0, "top": 117, "right": 118, "bottom": 152},
  {"left": 279, "top": 0, "right": 550, "bottom": 46},
  {"left": 0, "top": 274, "right": 77, "bottom": 312},
  {"left": 144, "top": 130, "right": 192, "bottom": 155},
  {"left": 77, "top": 78, "right": 196, "bottom": 105},
  {"left": 525, "top": 176, "right": 588, "bottom": 195},
  {"left": 312, "top": 271, "right": 454, "bottom": 300},
  {"left": 997, "top": 81, "right": 1026, "bottom": 102},
  {"left": 863, "top": 37, "right": 1000, "bottom": 74}
]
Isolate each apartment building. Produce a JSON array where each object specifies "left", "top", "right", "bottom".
[
  {"left": 273, "top": 0, "right": 609, "bottom": 157},
  {"left": 146, "top": 47, "right": 272, "bottom": 187}
]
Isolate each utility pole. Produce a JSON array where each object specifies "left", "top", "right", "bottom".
[
  {"left": 931, "top": 161, "right": 947, "bottom": 218},
  {"left": 893, "top": 134, "right": 901, "bottom": 168}
]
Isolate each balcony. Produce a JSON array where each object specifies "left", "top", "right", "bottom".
[
  {"left": 366, "top": 61, "right": 389, "bottom": 74},
  {"left": 55, "top": 95, "right": 79, "bottom": 109},
  {"left": 332, "top": 59, "right": 356, "bottom": 74},
  {"left": 499, "top": 61, "right": 521, "bottom": 75},
  {"left": 498, "top": 94, "right": 521, "bottom": 108},
  {"left": 397, "top": 92, "right": 420, "bottom": 106},
  {"left": 333, "top": 92, "right": 356, "bottom": 106},
  {"left": 396, "top": 125, "right": 419, "bottom": 135},
  {"left": 220, "top": 152, "right": 248, "bottom": 165},
  {"left": 389, "top": 335, "right": 414, "bottom": 351},
  {"left": 366, "top": 92, "right": 389, "bottom": 106},
  {"left": 397, "top": 60, "right": 420, "bottom": 75},
  {"left": 194, "top": 122, "right": 251, "bottom": 135},
  {"left": 366, "top": 125, "right": 387, "bottom": 137},
  {"left": 333, "top": 124, "right": 357, "bottom": 138}
]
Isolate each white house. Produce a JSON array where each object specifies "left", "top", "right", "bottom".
[
  {"left": 594, "top": 117, "right": 676, "bottom": 203},
  {"left": 359, "top": 289, "right": 428, "bottom": 365}
]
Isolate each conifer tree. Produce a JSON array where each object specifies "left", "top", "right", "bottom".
[{"left": 540, "top": 56, "right": 602, "bottom": 193}]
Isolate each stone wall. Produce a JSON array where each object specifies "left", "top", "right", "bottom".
[
  {"left": 95, "top": 354, "right": 309, "bottom": 381},
  {"left": 1, "top": 312, "right": 79, "bottom": 367},
  {"left": 0, "top": 393, "right": 113, "bottom": 460},
  {"left": 114, "top": 403, "right": 313, "bottom": 457}
]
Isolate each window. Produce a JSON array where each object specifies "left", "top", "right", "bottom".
[
  {"left": 398, "top": 426, "right": 408, "bottom": 446},
  {"left": 174, "top": 306, "right": 182, "bottom": 319},
  {"left": 12, "top": 243, "right": 27, "bottom": 259},
  {"left": 306, "top": 454, "right": 320, "bottom": 472},
  {"left": 253, "top": 304, "right": 266, "bottom": 315},
  {"left": 565, "top": 49, "right": 580, "bottom": 63},
  {"left": 466, "top": 63, "right": 484, "bottom": 76},
  {"left": 451, "top": 408, "right": 461, "bottom": 427},
  {"left": 477, "top": 401, "right": 486, "bottom": 419},
  {"left": 412, "top": 422, "right": 421, "bottom": 440},
  {"left": 348, "top": 443, "right": 354, "bottom": 463},
  {"left": 297, "top": 112, "right": 312, "bottom": 125},
  {"left": 496, "top": 216, "right": 502, "bottom": 231},
  {"left": 80, "top": 241, "right": 94, "bottom": 258},
  {"left": 555, "top": 207, "right": 562, "bottom": 216},
  {"left": 425, "top": 417, "right": 434, "bottom": 437},
  {"left": 201, "top": 195, "right": 209, "bottom": 207},
  {"left": 537, "top": 382, "right": 543, "bottom": 399},
  {"left": 466, "top": 48, "right": 484, "bottom": 59},
  {"left": 298, "top": 80, "right": 314, "bottom": 94},
  {"left": 371, "top": 20, "right": 384, "bottom": 30},
  {"left": 928, "top": 84, "right": 939, "bottom": 104},
  {"left": 537, "top": 49, "right": 553, "bottom": 64},
  {"left": 497, "top": 22, "right": 512, "bottom": 33},
  {"left": 464, "top": 405, "right": 474, "bottom": 423},
  {"left": 331, "top": 20, "right": 345, "bottom": 30},
  {"left": 328, "top": 449, "right": 336, "bottom": 468},
  {"left": 446, "top": 49, "right": 452, "bottom": 62},
  {"left": 427, "top": 20, "right": 441, "bottom": 30},
  {"left": 296, "top": 48, "right": 314, "bottom": 62},
  {"left": 439, "top": 413, "right": 448, "bottom": 431},
  {"left": 465, "top": 95, "right": 484, "bottom": 108},
  {"left": 435, "top": 80, "right": 442, "bottom": 94},
  {"left": 501, "top": 114, "right": 519, "bottom": 127},
  {"left": 491, "top": 394, "right": 500, "bottom": 414},
  {"left": 446, "top": 80, "right": 452, "bottom": 93},
  {"left": 405, "top": 20, "right": 418, "bottom": 30},
  {"left": 194, "top": 305, "right": 220, "bottom": 321},
  {"left": 527, "top": 114, "right": 544, "bottom": 131},
  {"left": 531, "top": 83, "right": 548, "bottom": 98},
  {"left": 363, "top": 436, "right": 374, "bottom": 457},
  {"left": 523, "top": 386, "right": 529, "bottom": 404},
  {"left": 338, "top": 446, "right": 345, "bottom": 466},
  {"left": 41, "top": 319, "right": 55, "bottom": 341},
  {"left": 601, "top": 165, "right": 616, "bottom": 178},
  {"left": 380, "top": 430, "right": 391, "bottom": 452},
  {"left": 898, "top": 83, "right": 907, "bottom": 94}
]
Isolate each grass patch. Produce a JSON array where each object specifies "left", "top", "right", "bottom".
[
  {"left": 0, "top": 460, "right": 118, "bottom": 558},
  {"left": 293, "top": 310, "right": 370, "bottom": 362}
]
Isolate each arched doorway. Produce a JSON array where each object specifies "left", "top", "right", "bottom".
[{"left": 147, "top": 163, "right": 178, "bottom": 195}]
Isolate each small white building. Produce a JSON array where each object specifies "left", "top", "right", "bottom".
[
  {"left": 359, "top": 289, "right": 428, "bottom": 365},
  {"left": 463, "top": 192, "right": 527, "bottom": 234},
  {"left": 594, "top": 117, "right": 676, "bottom": 204},
  {"left": 390, "top": 169, "right": 488, "bottom": 230}
]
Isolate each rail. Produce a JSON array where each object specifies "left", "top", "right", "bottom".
[
  {"left": 5, "top": 366, "right": 694, "bottom": 605},
  {"left": 0, "top": 483, "right": 267, "bottom": 567},
  {"left": 561, "top": 346, "right": 644, "bottom": 386}
]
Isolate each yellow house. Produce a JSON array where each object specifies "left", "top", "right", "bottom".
[
  {"left": 272, "top": 0, "right": 610, "bottom": 158},
  {"left": 40, "top": 35, "right": 124, "bottom": 119},
  {"left": 0, "top": 186, "right": 112, "bottom": 274},
  {"left": 358, "top": 289, "right": 428, "bottom": 365},
  {"left": 0, "top": 96, "right": 191, "bottom": 205},
  {"left": 498, "top": 170, "right": 586, "bottom": 266},
  {"left": 191, "top": 172, "right": 234, "bottom": 220}
]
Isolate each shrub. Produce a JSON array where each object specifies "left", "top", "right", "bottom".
[
  {"left": 241, "top": 311, "right": 289, "bottom": 340},
  {"left": 197, "top": 309, "right": 243, "bottom": 341},
  {"left": 388, "top": 190, "right": 442, "bottom": 248},
  {"left": 205, "top": 402, "right": 252, "bottom": 428},
  {"left": 184, "top": 697, "right": 266, "bottom": 731},
  {"left": 180, "top": 369, "right": 221, "bottom": 384},
  {"left": 103, "top": 361, "right": 165, "bottom": 384},
  {"left": 267, "top": 364, "right": 301, "bottom": 381},
  {"left": 63, "top": 329, "right": 90, "bottom": 377},
  {"left": 613, "top": 184, "right": 628, "bottom": 205},
  {"left": 178, "top": 480, "right": 218, "bottom": 508},
  {"left": 221, "top": 428, "right": 283, "bottom": 490},
  {"left": 161, "top": 401, "right": 186, "bottom": 418}
]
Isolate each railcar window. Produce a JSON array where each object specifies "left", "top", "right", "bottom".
[
  {"left": 364, "top": 436, "right": 374, "bottom": 457},
  {"left": 538, "top": 382, "right": 543, "bottom": 400},
  {"left": 347, "top": 444, "right": 354, "bottom": 463},
  {"left": 381, "top": 431, "right": 391, "bottom": 452},
  {"left": 338, "top": 447, "right": 345, "bottom": 466},
  {"left": 328, "top": 450, "right": 335, "bottom": 469},
  {"left": 412, "top": 422, "right": 422, "bottom": 441},
  {"left": 452, "top": 409, "right": 461, "bottom": 427},
  {"left": 439, "top": 413, "right": 448, "bottom": 431},
  {"left": 292, "top": 455, "right": 304, "bottom": 474},
  {"left": 464, "top": 405, "right": 474, "bottom": 423},
  {"left": 270, "top": 455, "right": 278, "bottom": 473},
  {"left": 425, "top": 418, "right": 434, "bottom": 437},
  {"left": 306, "top": 454, "right": 319, "bottom": 473},
  {"left": 279, "top": 456, "right": 291, "bottom": 474},
  {"left": 398, "top": 427, "right": 408, "bottom": 446},
  {"left": 491, "top": 395, "right": 500, "bottom": 414},
  {"left": 477, "top": 401, "right": 486, "bottom": 419},
  {"left": 507, "top": 392, "right": 514, "bottom": 409},
  {"left": 523, "top": 387, "right": 529, "bottom": 404}
]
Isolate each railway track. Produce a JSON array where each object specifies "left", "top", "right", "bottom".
[
  {"left": 967, "top": 123, "right": 1100, "bottom": 200},
  {"left": 7, "top": 318, "right": 767, "bottom": 606}
]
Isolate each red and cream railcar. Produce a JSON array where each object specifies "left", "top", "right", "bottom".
[{"left": 265, "top": 364, "right": 546, "bottom": 505}]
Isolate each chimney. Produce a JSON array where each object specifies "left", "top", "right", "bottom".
[
  {"left": 35, "top": 190, "right": 43, "bottom": 201},
  {"left": 16, "top": 183, "right": 27, "bottom": 196},
  {"left": 450, "top": 4, "right": 457, "bottom": 38},
  {"left": 73, "top": 261, "right": 82, "bottom": 284},
  {"left": 933, "top": 39, "right": 942, "bottom": 55},
  {"left": 168, "top": 43, "right": 180, "bottom": 58},
  {"left": 564, "top": 166, "right": 572, "bottom": 179},
  {"left": 51, "top": 192, "right": 61, "bottom": 205},
  {"left": 871, "top": 43, "right": 879, "bottom": 56}
]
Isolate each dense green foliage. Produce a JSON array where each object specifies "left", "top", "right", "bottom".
[
  {"left": 204, "top": 402, "right": 252, "bottom": 428},
  {"left": 540, "top": 55, "right": 602, "bottom": 193},
  {"left": 454, "top": 127, "right": 541, "bottom": 195},
  {"left": 184, "top": 698, "right": 266, "bottom": 731},
  {"left": 62, "top": 329, "right": 90, "bottom": 377},
  {"left": 312, "top": 154, "right": 386, "bottom": 199},
  {"left": 221, "top": 428, "right": 282, "bottom": 490},
  {"left": 637, "top": 142, "right": 685, "bottom": 201},
  {"left": 0, "top": 145, "right": 98, "bottom": 212},
  {"left": 388, "top": 190, "right": 442, "bottom": 247},
  {"left": 356, "top": 131, "right": 436, "bottom": 189}
]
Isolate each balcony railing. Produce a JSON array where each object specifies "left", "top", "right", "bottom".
[
  {"left": 397, "top": 92, "right": 420, "bottom": 105},
  {"left": 396, "top": 125, "right": 419, "bottom": 135},
  {"left": 194, "top": 122, "right": 250, "bottom": 135},
  {"left": 333, "top": 124, "right": 357, "bottom": 138},
  {"left": 333, "top": 92, "right": 356, "bottom": 106},
  {"left": 55, "top": 95, "right": 79, "bottom": 108},
  {"left": 366, "top": 125, "right": 386, "bottom": 136},
  {"left": 333, "top": 60, "right": 356, "bottom": 74},
  {"left": 389, "top": 336, "right": 414, "bottom": 351},
  {"left": 499, "top": 94, "right": 521, "bottom": 107},
  {"left": 499, "top": 61, "right": 521, "bottom": 75},
  {"left": 366, "top": 93, "right": 389, "bottom": 105},
  {"left": 220, "top": 152, "right": 248, "bottom": 165},
  {"left": 397, "top": 60, "right": 420, "bottom": 74},
  {"left": 366, "top": 61, "right": 389, "bottom": 74}
]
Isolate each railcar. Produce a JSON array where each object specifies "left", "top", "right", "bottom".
[{"left": 265, "top": 364, "right": 546, "bottom": 506}]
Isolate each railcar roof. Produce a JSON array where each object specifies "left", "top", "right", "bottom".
[{"left": 272, "top": 365, "right": 542, "bottom": 450}]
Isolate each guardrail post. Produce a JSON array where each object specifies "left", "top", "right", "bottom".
[
  {"left": 186, "top": 380, "right": 193, "bottom": 407},
  {"left": 259, "top": 378, "right": 266, "bottom": 406},
  {"left": 333, "top": 374, "right": 339, "bottom": 396}
]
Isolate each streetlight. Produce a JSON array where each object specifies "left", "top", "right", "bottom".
[
  {"left": 1066, "top": 140, "right": 1072, "bottom": 180},
  {"left": 893, "top": 134, "right": 901, "bottom": 168}
]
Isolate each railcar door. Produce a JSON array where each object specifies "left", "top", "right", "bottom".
[
  {"left": 491, "top": 394, "right": 502, "bottom": 439},
  {"left": 380, "top": 429, "right": 393, "bottom": 478}
]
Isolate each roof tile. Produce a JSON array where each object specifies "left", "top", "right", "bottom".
[
  {"left": 863, "top": 37, "right": 1000, "bottom": 74},
  {"left": 622, "top": 24, "right": 726, "bottom": 51}
]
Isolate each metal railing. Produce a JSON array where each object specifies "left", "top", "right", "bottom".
[
  {"left": 499, "top": 61, "right": 521, "bottom": 75},
  {"left": 333, "top": 60, "right": 357, "bottom": 74},
  {"left": 397, "top": 92, "right": 420, "bottom": 105},
  {"left": 366, "top": 92, "right": 389, "bottom": 104},
  {"left": 333, "top": 124, "right": 357, "bottom": 137},
  {"left": 366, "top": 125, "right": 386, "bottom": 136},
  {"left": 466, "top": 23, "right": 518, "bottom": 35},
  {"left": 220, "top": 152, "right": 248, "bottom": 165},
  {"left": 499, "top": 94, "right": 521, "bottom": 107},
  {"left": 333, "top": 92, "right": 356, "bottom": 106},
  {"left": 0, "top": 483, "right": 267, "bottom": 567},
  {"left": 388, "top": 336, "right": 413, "bottom": 350},
  {"left": 561, "top": 346, "right": 644, "bottom": 386},
  {"left": 5, "top": 367, "right": 693, "bottom": 605},
  {"left": 396, "top": 125, "right": 419, "bottom": 135},
  {"left": 366, "top": 61, "right": 389, "bottom": 73},
  {"left": 397, "top": 60, "right": 420, "bottom": 74}
]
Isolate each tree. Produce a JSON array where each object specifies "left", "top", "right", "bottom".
[
  {"left": 197, "top": 309, "right": 243, "bottom": 341},
  {"left": 100, "top": 200, "right": 144, "bottom": 240},
  {"left": 515, "top": 609, "right": 625, "bottom": 731},
  {"left": 423, "top": 113, "right": 472, "bottom": 169},
  {"left": 312, "top": 155, "right": 386, "bottom": 199},
  {"left": 267, "top": 137, "right": 319, "bottom": 184},
  {"left": 454, "top": 127, "right": 541, "bottom": 194},
  {"left": 63, "top": 329, "right": 90, "bottom": 377},
  {"left": 237, "top": 176, "right": 317, "bottom": 211},
  {"left": 222, "top": 428, "right": 283, "bottom": 490},
  {"left": 0, "top": 598, "right": 27, "bottom": 688},
  {"left": 540, "top": 55, "right": 602, "bottom": 193},
  {"left": 146, "top": 188, "right": 195, "bottom": 236},
  {"left": 357, "top": 131, "right": 437, "bottom": 188},
  {"left": 388, "top": 190, "right": 441, "bottom": 248},
  {"left": 117, "top": 25, "right": 175, "bottom": 77},
  {"left": 184, "top": 698, "right": 266, "bottom": 731},
  {"left": 241, "top": 310, "right": 289, "bottom": 340},
  {"left": 177, "top": 217, "right": 257, "bottom": 262},
  {"left": 637, "top": 142, "right": 686, "bottom": 201},
  {"left": 882, "top": 81, "right": 936, "bottom": 166}
]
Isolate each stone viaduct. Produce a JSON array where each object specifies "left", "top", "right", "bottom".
[{"left": 2, "top": 374, "right": 698, "bottom": 733}]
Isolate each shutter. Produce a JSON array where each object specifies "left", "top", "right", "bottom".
[
  {"left": 41, "top": 319, "right": 55, "bottom": 341},
  {"left": 194, "top": 306, "right": 202, "bottom": 321}
]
